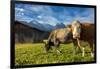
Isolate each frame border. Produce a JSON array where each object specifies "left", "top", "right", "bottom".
[{"left": 10, "top": 1, "right": 97, "bottom": 69}]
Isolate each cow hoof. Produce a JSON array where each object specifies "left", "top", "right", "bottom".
[
  {"left": 57, "top": 50, "right": 61, "bottom": 55},
  {"left": 82, "top": 48, "right": 85, "bottom": 57},
  {"left": 91, "top": 53, "right": 94, "bottom": 57},
  {"left": 82, "top": 54, "right": 84, "bottom": 57}
]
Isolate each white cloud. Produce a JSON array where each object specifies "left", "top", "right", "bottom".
[
  {"left": 15, "top": 8, "right": 25, "bottom": 16},
  {"left": 15, "top": 4, "right": 95, "bottom": 26},
  {"left": 20, "top": 8, "right": 24, "bottom": 12},
  {"left": 37, "top": 15, "right": 42, "bottom": 19},
  {"left": 15, "top": 7, "right": 33, "bottom": 23},
  {"left": 36, "top": 15, "right": 59, "bottom": 26},
  {"left": 74, "top": 9, "right": 94, "bottom": 23},
  {"left": 15, "top": 8, "right": 24, "bottom": 12},
  {"left": 44, "top": 16, "right": 59, "bottom": 26}
]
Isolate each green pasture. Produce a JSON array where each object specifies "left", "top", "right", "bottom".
[{"left": 15, "top": 43, "right": 94, "bottom": 66}]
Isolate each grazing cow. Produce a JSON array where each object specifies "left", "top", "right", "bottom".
[
  {"left": 71, "top": 20, "right": 95, "bottom": 57},
  {"left": 44, "top": 25, "right": 72, "bottom": 54}
]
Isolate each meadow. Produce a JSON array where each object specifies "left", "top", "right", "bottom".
[{"left": 15, "top": 43, "right": 94, "bottom": 66}]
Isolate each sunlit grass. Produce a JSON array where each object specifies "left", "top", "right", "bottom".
[{"left": 15, "top": 43, "right": 95, "bottom": 66}]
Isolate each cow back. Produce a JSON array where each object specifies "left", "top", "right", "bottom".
[{"left": 80, "top": 23, "right": 94, "bottom": 41}]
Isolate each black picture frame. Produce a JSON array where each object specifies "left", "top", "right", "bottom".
[{"left": 11, "top": 1, "right": 97, "bottom": 69}]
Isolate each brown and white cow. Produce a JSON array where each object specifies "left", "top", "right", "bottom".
[
  {"left": 71, "top": 20, "right": 95, "bottom": 57},
  {"left": 44, "top": 20, "right": 95, "bottom": 57}
]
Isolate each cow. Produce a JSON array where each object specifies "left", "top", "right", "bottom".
[
  {"left": 44, "top": 25, "right": 72, "bottom": 54},
  {"left": 71, "top": 20, "right": 95, "bottom": 57},
  {"left": 44, "top": 20, "right": 95, "bottom": 57}
]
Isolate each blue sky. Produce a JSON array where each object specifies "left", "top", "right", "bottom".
[{"left": 15, "top": 3, "right": 94, "bottom": 26}]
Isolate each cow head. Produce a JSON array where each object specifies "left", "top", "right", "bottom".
[
  {"left": 71, "top": 20, "right": 81, "bottom": 39},
  {"left": 43, "top": 40, "right": 50, "bottom": 52}
]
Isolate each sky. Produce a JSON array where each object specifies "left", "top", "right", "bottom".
[{"left": 15, "top": 3, "right": 95, "bottom": 26}]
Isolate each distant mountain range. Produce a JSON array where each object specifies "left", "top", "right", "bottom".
[{"left": 16, "top": 19, "right": 66, "bottom": 32}]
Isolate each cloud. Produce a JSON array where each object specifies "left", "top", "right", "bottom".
[
  {"left": 37, "top": 15, "right": 42, "bottom": 19},
  {"left": 15, "top": 7, "right": 33, "bottom": 23},
  {"left": 73, "top": 8, "right": 94, "bottom": 23},
  {"left": 15, "top": 3, "right": 95, "bottom": 26},
  {"left": 61, "top": 7, "right": 94, "bottom": 24},
  {"left": 36, "top": 15, "right": 59, "bottom": 26}
]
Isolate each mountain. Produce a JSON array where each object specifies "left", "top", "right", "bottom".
[
  {"left": 16, "top": 19, "right": 66, "bottom": 32},
  {"left": 55, "top": 22, "right": 66, "bottom": 29},
  {"left": 29, "top": 19, "right": 55, "bottom": 32}
]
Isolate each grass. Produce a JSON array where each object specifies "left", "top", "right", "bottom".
[{"left": 15, "top": 43, "right": 95, "bottom": 66}]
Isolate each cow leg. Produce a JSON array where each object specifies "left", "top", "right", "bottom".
[
  {"left": 56, "top": 45, "right": 61, "bottom": 54},
  {"left": 77, "top": 38, "right": 85, "bottom": 57},
  {"left": 54, "top": 41, "right": 61, "bottom": 54},
  {"left": 88, "top": 41, "right": 94, "bottom": 57},
  {"left": 72, "top": 39, "right": 78, "bottom": 55},
  {"left": 45, "top": 43, "right": 50, "bottom": 52},
  {"left": 73, "top": 39, "right": 82, "bottom": 54},
  {"left": 44, "top": 40, "right": 52, "bottom": 52}
]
